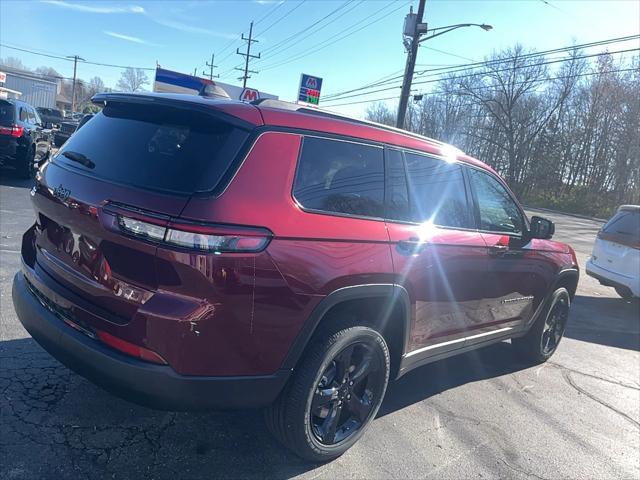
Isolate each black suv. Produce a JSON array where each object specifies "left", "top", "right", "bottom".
[{"left": 0, "top": 99, "right": 52, "bottom": 178}]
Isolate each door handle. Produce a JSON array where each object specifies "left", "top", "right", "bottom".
[
  {"left": 488, "top": 245, "right": 508, "bottom": 257},
  {"left": 398, "top": 237, "right": 428, "bottom": 253}
]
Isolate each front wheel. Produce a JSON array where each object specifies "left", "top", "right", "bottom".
[
  {"left": 265, "top": 325, "right": 390, "bottom": 462},
  {"left": 512, "top": 287, "right": 570, "bottom": 363}
]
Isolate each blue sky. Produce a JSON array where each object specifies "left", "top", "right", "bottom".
[{"left": 1, "top": 0, "right": 638, "bottom": 116}]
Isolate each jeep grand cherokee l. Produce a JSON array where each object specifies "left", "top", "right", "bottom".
[{"left": 12, "top": 93, "right": 579, "bottom": 461}]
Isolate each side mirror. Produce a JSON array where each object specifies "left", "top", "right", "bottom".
[{"left": 529, "top": 216, "right": 554, "bottom": 239}]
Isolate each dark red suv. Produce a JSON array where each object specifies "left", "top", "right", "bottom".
[{"left": 13, "top": 93, "right": 578, "bottom": 461}]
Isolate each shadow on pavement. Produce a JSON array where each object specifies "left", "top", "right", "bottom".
[
  {"left": 564, "top": 295, "right": 640, "bottom": 351},
  {"left": 379, "top": 341, "right": 526, "bottom": 417},
  {"left": 1, "top": 336, "right": 527, "bottom": 479}
]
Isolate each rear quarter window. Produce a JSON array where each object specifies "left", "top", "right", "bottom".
[
  {"left": 293, "top": 136, "right": 385, "bottom": 218},
  {"left": 54, "top": 102, "right": 249, "bottom": 195},
  {"left": 603, "top": 210, "right": 640, "bottom": 241}
]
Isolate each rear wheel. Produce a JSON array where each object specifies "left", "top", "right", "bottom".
[
  {"left": 17, "top": 146, "right": 36, "bottom": 179},
  {"left": 614, "top": 286, "right": 633, "bottom": 299},
  {"left": 265, "top": 325, "right": 390, "bottom": 462},
  {"left": 512, "top": 287, "right": 570, "bottom": 363}
]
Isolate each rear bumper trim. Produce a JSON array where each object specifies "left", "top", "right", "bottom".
[
  {"left": 586, "top": 259, "right": 639, "bottom": 297},
  {"left": 12, "top": 271, "right": 290, "bottom": 410}
]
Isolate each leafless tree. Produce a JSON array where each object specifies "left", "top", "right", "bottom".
[{"left": 116, "top": 68, "right": 149, "bottom": 92}]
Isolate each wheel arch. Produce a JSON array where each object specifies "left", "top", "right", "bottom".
[{"left": 281, "top": 284, "right": 411, "bottom": 378}]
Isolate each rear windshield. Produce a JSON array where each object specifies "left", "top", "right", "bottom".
[
  {"left": 0, "top": 101, "right": 16, "bottom": 126},
  {"left": 603, "top": 210, "right": 640, "bottom": 241},
  {"left": 55, "top": 102, "right": 249, "bottom": 195}
]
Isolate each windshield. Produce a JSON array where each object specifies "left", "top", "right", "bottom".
[{"left": 55, "top": 102, "right": 249, "bottom": 195}]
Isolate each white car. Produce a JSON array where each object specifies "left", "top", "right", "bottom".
[{"left": 586, "top": 205, "right": 640, "bottom": 299}]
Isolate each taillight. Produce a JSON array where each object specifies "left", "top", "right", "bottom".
[
  {"left": 0, "top": 125, "right": 23, "bottom": 137},
  {"left": 118, "top": 215, "right": 166, "bottom": 241},
  {"left": 117, "top": 214, "right": 271, "bottom": 253}
]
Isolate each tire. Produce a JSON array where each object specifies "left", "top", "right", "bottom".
[
  {"left": 265, "top": 325, "right": 390, "bottom": 462},
  {"left": 16, "top": 146, "right": 36, "bottom": 179},
  {"left": 615, "top": 286, "right": 633, "bottom": 300},
  {"left": 512, "top": 287, "right": 570, "bottom": 363}
]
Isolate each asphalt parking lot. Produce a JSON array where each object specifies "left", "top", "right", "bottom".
[{"left": 1, "top": 173, "right": 638, "bottom": 480}]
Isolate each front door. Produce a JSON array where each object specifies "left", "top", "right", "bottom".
[
  {"left": 384, "top": 148, "right": 489, "bottom": 359},
  {"left": 465, "top": 167, "right": 551, "bottom": 337}
]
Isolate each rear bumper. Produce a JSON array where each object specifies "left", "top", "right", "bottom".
[
  {"left": 12, "top": 271, "right": 290, "bottom": 410},
  {"left": 585, "top": 259, "right": 639, "bottom": 297}
]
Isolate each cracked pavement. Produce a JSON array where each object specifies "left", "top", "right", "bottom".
[{"left": 1, "top": 175, "right": 639, "bottom": 479}]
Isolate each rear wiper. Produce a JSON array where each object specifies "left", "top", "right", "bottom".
[{"left": 61, "top": 150, "right": 95, "bottom": 169}]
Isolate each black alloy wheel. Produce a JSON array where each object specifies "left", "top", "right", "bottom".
[
  {"left": 310, "top": 342, "right": 384, "bottom": 445},
  {"left": 540, "top": 294, "right": 569, "bottom": 355}
]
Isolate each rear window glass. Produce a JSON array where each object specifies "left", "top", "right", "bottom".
[
  {"left": 55, "top": 103, "right": 248, "bottom": 195},
  {"left": 293, "top": 136, "right": 385, "bottom": 218},
  {"left": 0, "top": 102, "right": 15, "bottom": 125},
  {"left": 603, "top": 210, "right": 640, "bottom": 240}
]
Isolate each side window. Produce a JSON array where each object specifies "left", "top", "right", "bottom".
[
  {"left": 404, "top": 152, "right": 472, "bottom": 228},
  {"left": 384, "top": 148, "right": 410, "bottom": 221},
  {"left": 467, "top": 168, "right": 524, "bottom": 234},
  {"left": 293, "top": 137, "right": 385, "bottom": 218},
  {"left": 27, "top": 107, "right": 37, "bottom": 124},
  {"left": 19, "top": 107, "right": 28, "bottom": 122},
  {"left": 33, "top": 109, "right": 42, "bottom": 125}
]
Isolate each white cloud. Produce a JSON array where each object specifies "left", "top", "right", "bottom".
[
  {"left": 42, "top": 1, "right": 145, "bottom": 14},
  {"left": 103, "top": 31, "right": 160, "bottom": 47},
  {"left": 150, "top": 17, "right": 237, "bottom": 39},
  {"left": 255, "top": 0, "right": 284, "bottom": 4}
]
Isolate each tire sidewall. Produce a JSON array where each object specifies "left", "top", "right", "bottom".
[{"left": 301, "top": 327, "right": 390, "bottom": 459}]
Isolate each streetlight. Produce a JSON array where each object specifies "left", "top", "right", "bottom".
[
  {"left": 396, "top": 1, "right": 493, "bottom": 129},
  {"left": 419, "top": 23, "right": 493, "bottom": 43}
]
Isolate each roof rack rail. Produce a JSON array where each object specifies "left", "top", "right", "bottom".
[{"left": 250, "top": 98, "right": 446, "bottom": 147}]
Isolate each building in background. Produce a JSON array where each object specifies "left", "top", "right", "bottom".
[{"left": 0, "top": 66, "right": 57, "bottom": 108}]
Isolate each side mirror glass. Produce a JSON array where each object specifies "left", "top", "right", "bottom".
[{"left": 529, "top": 216, "right": 554, "bottom": 239}]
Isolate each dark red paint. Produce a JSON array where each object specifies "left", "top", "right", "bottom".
[{"left": 20, "top": 96, "right": 577, "bottom": 380}]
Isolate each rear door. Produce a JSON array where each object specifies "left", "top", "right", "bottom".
[
  {"left": 384, "top": 148, "right": 489, "bottom": 358},
  {"left": 31, "top": 99, "right": 251, "bottom": 325}
]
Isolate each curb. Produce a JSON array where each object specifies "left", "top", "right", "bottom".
[{"left": 524, "top": 205, "right": 606, "bottom": 223}]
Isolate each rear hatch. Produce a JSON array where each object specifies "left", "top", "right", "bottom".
[
  {"left": 29, "top": 96, "right": 252, "bottom": 326},
  {"left": 0, "top": 100, "right": 18, "bottom": 152},
  {"left": 591, "top": 207, "right": 640, "bottom": 278}
]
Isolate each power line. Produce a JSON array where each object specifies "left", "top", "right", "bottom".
[
  {"left": 255, "top": 0, "right": 285, "bottom": 25},
  {"left": 256, "top": 0, "right": 307, "bottom": 36},
  {"left": 324, "top": 34, "right": 640, "bottom": 99},
  {"left": 324, "top": 67, "right": 639, "bottom": 108},
  {"left": 259, "top": 0, "right": 411, "bottom": 71},
  {"left": 323, "top": 47, "right": 640, "bottom": 104},
  {"left": 254, "top": 0, "right": 365, "bottom": 64},
  {"left": 0, "top": 43, "right": 156, "bottom": 70},
  {"left": 322, "top": 35, "right": 640, "bottom": 100}
]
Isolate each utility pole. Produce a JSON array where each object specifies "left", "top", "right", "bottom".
[
  {"left": 193, "top": 68, "right": 198, "bottom": 76},
  {"left": 235, "top": 21, "right": 260, "bottom": 88},
  {"left": 203, "top": 53, "right": 219, "bottom": 80},
  {"left": 396, "top": 0, "right": 426, "bottom": 129},
  {"left": 66, "top": 54, "right": 85, "bottom": 114}
]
